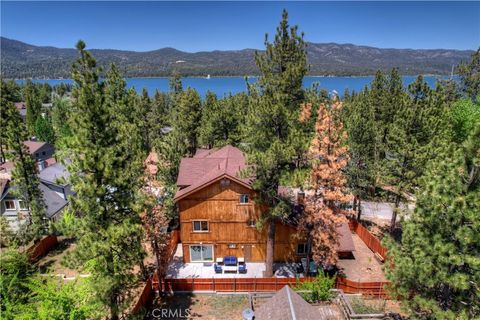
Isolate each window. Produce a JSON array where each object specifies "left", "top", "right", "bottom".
[
  {"left": 18, "top": 200, "right": 28, "bottom": 210},
  {"left": 192, "top": 220, "right": 209, "bottom": 232},
  {"left": 4, "top": 200, "right": 16, "bottom": 210},
  {"left": 35, "top": 153, "right": 39, "bottom": 159},
  {"left": 42, "top": 151, "right": 46, "bottom": 156},
  {"left": 228, "top": 243, "right": 236, "bottom": 249},
  {"left": 297, "top": 243, "right": 308, "bottom": 255},
  {"left": 240, "top": 194, "right": 249, "bottom": 204},
  {"left": 190, "top": 245, "right": 213, "bottom": 262},
  {"left": 248, "top": 219, "right": 256, "bottom": 227}
]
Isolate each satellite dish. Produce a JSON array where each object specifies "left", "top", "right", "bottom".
[{"left": 242, "top": 308, "right": 254, "bottom": 320}]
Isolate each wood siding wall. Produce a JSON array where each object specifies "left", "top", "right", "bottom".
[{"left": 178, "top": 179, "right": 305, "bottom": 263}]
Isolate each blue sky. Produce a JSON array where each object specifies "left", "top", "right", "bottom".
[{"left": 1, "top": 1, "right": 479, "bottom": 52}]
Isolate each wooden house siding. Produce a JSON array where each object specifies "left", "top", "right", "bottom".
[{"left": 178, "top": 179, "right": 304, "bottom": 263}]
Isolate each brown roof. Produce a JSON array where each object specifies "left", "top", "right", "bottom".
[
  {"left": 14, "top": 102, "right": 26, "bottom": 110},
  {"left": 0, "top": 161, "right": 15, "bottom": 173},
  {"left": 24, "top": 140, "right": 47, "bottom": 154},
  {"left": 337, "top": 223, "right": 355, "bottom": 252},
  {"left": 254, "top": 285, "right": 325, "bottom": 320},
  {"left": 174, "top": 145, "right": 251, "bottom": 201}
]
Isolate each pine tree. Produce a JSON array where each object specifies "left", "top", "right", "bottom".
[
  {"left": 244, "top": 9, "right": 308, "bottom": 276},
  {"left": 34, "top": 114, "right": 56, "bottom": 144},
  {"left": 62, "top": 41, "right": 144, "bottom": 319},
  {"left": 169, "top": 70, "right": 183, "bottom": 94},
  {"left": 384, "top": 138, "right": 480, "bottom": 319},
  {"left": 2, "top": 84, "right": 47, "bottom": 242},
  {"left": 343, "top": 89, "right": 377, "bottom": 219},
  {"left": 299, "top": 100, "right": 352, "bottom": 266},
  {"left": 171, "top": 88, "right": 202, "bottom": 156},
  {"left": 458, "top": 48, "right": 480, "bottom": 101},
  {"left": 199, "top": 92, "right": 246, "bottom": 147},
  {"left": 135, "top": 88, "right": 152, "bottom": 152},
  {"left": 24, "top": 81, "right": 43, "bottom": 136},
  {"left": 149, "top": 89, "right": 169, "bottom": 143},
  {"left": 385, "top": 75, "right": 449, "bottom": 232}
]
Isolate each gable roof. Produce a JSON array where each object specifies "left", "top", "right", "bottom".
[
  {"left": 24, "top": 140, "right": 48, "bottom": 154},
  {"left": 254, "top": 285, "right": 324, "bottom": 320},
  {"left": 174, "top": 145, "right": 251, "bottom": 201},
  {"left": 39, "top": 163, "right": 70, "bottom": 185}
]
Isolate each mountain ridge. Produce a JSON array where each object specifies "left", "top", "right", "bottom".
[{"left": 1, "top": 37, "right": 474, "bottom": 79}]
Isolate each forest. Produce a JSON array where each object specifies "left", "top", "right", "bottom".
[{"left": 0, "top": 10, "right": 479, "bottom": 320}]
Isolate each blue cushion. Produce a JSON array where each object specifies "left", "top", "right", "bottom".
[
  {"left": 224, "top": 256, "right": 237, "bottom": 266},
  {"left": 238, "top": 264, "right": 247, "bottom": 273}
]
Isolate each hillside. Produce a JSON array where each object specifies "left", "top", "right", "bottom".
[{"left": 0, "top": 37, "right": 473, "bottom": 78}]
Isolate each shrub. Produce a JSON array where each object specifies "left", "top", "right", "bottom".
[{"left": 294, "top": 273, "right": 336, "bottom": 302}]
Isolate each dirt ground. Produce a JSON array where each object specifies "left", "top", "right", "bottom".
[
  {"left": 336, "top": 234, "right": 387, "bottom": 282},
  {"left": 147, "top": 294, "right": 250, "bottom": 320},
  {"left": 36, "top": 237, "right": 79, "bottom": 277}
]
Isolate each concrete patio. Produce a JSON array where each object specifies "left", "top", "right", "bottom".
[{"left": 166, "top": 245, "right": 304, "bottom": 279}]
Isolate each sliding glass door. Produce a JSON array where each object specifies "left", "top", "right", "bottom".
[{"left": 190, "top": 245, "right": 214, "bottom": 262}]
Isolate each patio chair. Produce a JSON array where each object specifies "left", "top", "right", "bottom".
[
  {"left": 214, "top": 263, "right": 223, "bottom": 274},
  {"left": 238, "top": 263, "right": 247, "bottom": 274}
]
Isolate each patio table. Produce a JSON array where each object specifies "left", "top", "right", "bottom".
[{"left": 224, "top": 265, "right": 238, "bottom": 272}]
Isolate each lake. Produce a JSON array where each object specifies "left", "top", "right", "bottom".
[{"left": 17, "top": 75, "right": 451, "bottom": 98}]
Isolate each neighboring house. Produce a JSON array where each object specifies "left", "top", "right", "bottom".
[
  {"left": 39, "top": 162, "right": 74, "bottom": 200},
  {"left": 0, "top": 177, "right": 67, "bottom": 231},
  {"left": 0, "top": 145, "right": 72, "bottom": 231},
  {"left": 174, "top": 145, "right": 355, "bottom": 264},
  {"left": 14, "top": 102, "right": 27, "bottom": 121},
  {"left": 24, "top": 140, "right": 55, "bottom": 164}
]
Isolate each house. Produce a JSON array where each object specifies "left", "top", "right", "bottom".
[
  {"left": 253, "top": 285, "right": 322, "bottom": 320},
  {"left": 39, "top": 162, "right": 74, "bottom": 200},
  {"left": 0, "top": 149, "right": 71, "bottom": 231},
  {"left": 174, "top": 145, "right": 355, "bottom": 264},
  {"left": 15, "top": 102, "right": 27, "bottom": 121},
  {"left": 24, "top": 140, "right": 55, "bottom": 164},
  {"left": 0, "top": 177, "right": 67, "bottom": 230}
]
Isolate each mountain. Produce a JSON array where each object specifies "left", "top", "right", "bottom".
[{"left": 0, "top": 37, "right": 473, "bottom": 79}]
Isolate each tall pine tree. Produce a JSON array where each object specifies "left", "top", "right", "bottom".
[
  {"left": 244, "top": 9, "right": 308, "bottom": 276},
  {"left": 384, "top": 137, "right": 480, "bottom": 318},
  {"left": 2, "top": 82, "right": 47, "bottom": 242},
  {"left": 62, "top": 42, "right": 144, "bottom": 319}
]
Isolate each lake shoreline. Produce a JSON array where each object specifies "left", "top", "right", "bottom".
[{"left": 10, "top": 73, "right": 453, "bottom": 82}]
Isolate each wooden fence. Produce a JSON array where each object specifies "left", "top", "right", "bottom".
[
  {"left": 26, "top": 235, "right": 58, "bottom": 262},
  {"left": 132, "top": 230, "right": 180, "bottom": 315},
  {"left": 335, "top": 277, "right": 388, "bottom": 298},
  {"left": 349, "top": 220, "right": 387, "bottom": 260},
  {"left": 131, "top": 278, "right": 153, "bottom": 314},
  {"left": 162, "top": 277, "right": 389, "bottom": 298}
]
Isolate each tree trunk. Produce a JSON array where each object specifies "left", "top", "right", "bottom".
[
  {"left": 357, "top": 198, "right": 362, "bottom": 221},
  {"left": 353, "top": 196, "right": 358, "bottom": 212},
  {"left": 305, "top": 235, "right": 312, "bottom": 277},
  {"left": 390, "top": 194, "right": 401, "bottom": 233},
  {"left": 265, "top": 219, "right": 276, "bottom": 277}
]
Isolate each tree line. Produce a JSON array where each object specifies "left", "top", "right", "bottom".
[{"left": 1, "top": 9, "right": 479, "bottom": 319}]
